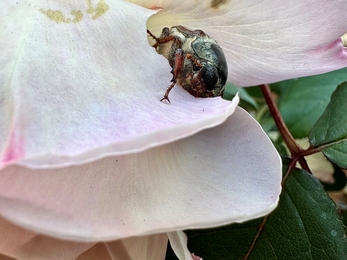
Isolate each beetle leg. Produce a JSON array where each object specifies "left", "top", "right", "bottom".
[
  {"left": 147, "top": 29, "right": 159, "bottom": 41},
  {"left": 160, "top": 82, "right": 175, "bottom": 103},
  {"left": 160, "top": 49, "right": 185, "bottom": 103},
  {"left": 147, "top": 29, "right": 181, "bottom": 49},
  {"left": 185, "top": 53, "right": 203, "bottom": 69}
]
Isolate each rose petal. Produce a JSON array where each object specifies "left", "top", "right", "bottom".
[
  {"left": 103, "top": 234, "right": 167, "bottom": 260},
  {"left": 0, "top": 216, "right": 93, "bottom": 260},
  {"left": 0, "top": 216, "right": 167, "bottom": 260},
  {"left": 139, "top": 0, "right": 347, "bottom": 86},
  {"left": 76, "top": 243, "right": 113, "bottom": 260},
  {"left": 0, "top": 253, "right": 15, "bottom": 260},
  {"left": 0, "top": 107, "right": 281, "bottom": 241},
  {"left": 167, "top": 231, "right": 194, "bottom": 260},
  {"left": 0, "top": 0, "right": 236, "bottom": 169}
]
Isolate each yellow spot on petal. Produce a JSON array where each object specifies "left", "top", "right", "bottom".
[
  {"left": 71, "top": 10, "right": 83, "bottom": 23},
  {"left": 40, "top": 8, "right": 70, "bottom": 23},
  {"left": 86, "top": 0, "right": 109, "bottom": 20}
]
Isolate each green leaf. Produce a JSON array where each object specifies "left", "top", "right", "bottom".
[
  {"left": 250, "top": 169, "right": 347, "bottom": 259},
  {"left": 223, "top": 83, "right": 258, "bottom": 108},
  {"left": 340, "top": 207, "right": 347, "bottom": 236},
  {"left": 321, "top": 144, "right": 347, "bottom": 168},
  {"left": 309, "top": 83, "right": 347, "bottom": 168},
  {"left": 274, "top": 68, "right": 347, "bottom": 138},
  {"left": 309, "top": 83, "right": 347, "bottom": 145},
  {"left": 184, "top": 169, "right": 347, "bottom": 260}
]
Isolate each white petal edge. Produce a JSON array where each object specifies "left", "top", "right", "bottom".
[{"left": 0, "top": 107, "right": 281, "bottom": 241}]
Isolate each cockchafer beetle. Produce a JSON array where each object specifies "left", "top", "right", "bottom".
[{"left": 147, "top": 25, "right": 228, "bottom": 102}]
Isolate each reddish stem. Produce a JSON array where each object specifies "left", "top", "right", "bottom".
[
  {"left": 243, "top": 84, "right": 313, "bottom": 260},
  {"left": 260, "top": 84, "right": 311, "bottom": 173}
]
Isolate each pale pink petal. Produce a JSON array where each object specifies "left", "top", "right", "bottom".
[
  {"left": 104, "top": 234, "right": 167, "bottom": 260},
  {"left": 191, "top": 253, "right": 203, "bottom": 260},
  {"left": 0, "top": 0, "right": 236, "bottom": 169},
  {"left": 75, "top": 243, "right": 113, "bottom": 260},
  {"left": 77, "top": 234, "right": 168, "bottom": 260},
  {"left": 0, "top": 216, "right": 93, "bottom": 260},
  {"left": 0, "top": 107, "right": 281, "bottom": 241},
  {"left": 0, "top": 254, "right": 15, "bottom": 260},
  {"left": 0, "top": 216, "right": 167, "bottom": 260},
  {"left": 139, "top": 0, "right": 347, "bottom": 86},
  {"left": 167, "top": 231, "right": 194, "bottom": 260}
]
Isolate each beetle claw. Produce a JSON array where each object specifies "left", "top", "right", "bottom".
[
  {"left": 160, "top": 96, "right": 171, "bottom": 103},
  {"left": 160, "top": 81, "right": 176, "bottom": 103}
]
